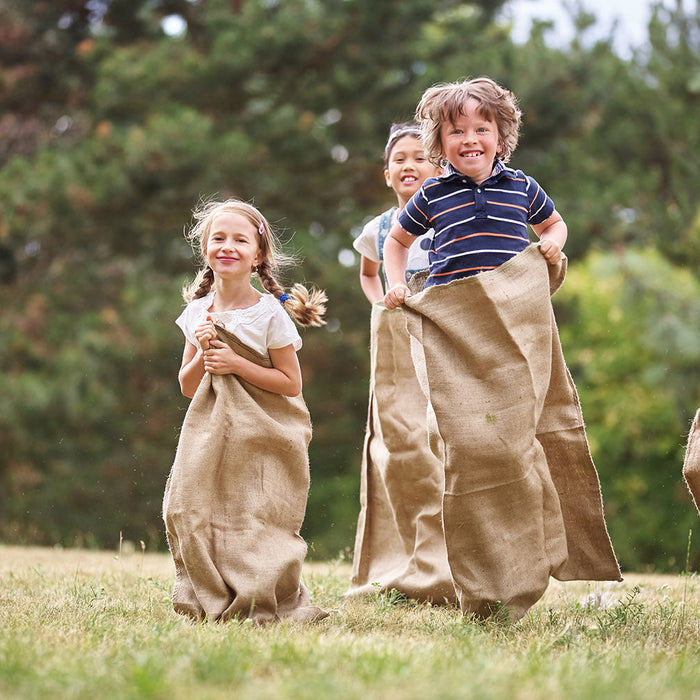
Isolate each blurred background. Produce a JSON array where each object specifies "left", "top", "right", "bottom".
[{"left": 1, "top": 0, "right": 699, "bottom": 572}]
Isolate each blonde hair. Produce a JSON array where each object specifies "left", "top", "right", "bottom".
[
  {"left": 182, "top": 198, "right": 326, "bottom": 327},
  {"left": 416, "top": 76, "right": 521, "bottom": 167}
]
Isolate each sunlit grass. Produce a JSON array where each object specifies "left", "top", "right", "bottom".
[{"left": 1, "top": 544, "right": 700, "bottom": 699}]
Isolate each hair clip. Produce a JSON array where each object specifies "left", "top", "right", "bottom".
[{"left": 258, "top": 222, "right": 265, "bottom": 236}]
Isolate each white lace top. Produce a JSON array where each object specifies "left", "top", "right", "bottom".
[{"left": 175, "top": 292, "right": 302, "bottom": 355}]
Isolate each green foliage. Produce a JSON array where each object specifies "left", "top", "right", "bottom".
[
  {"left": 1, "top": 0, "right": 700, "bottom": 569},
  {"left": 554, "top": 248, "right": 700, "bottom": 570},
  {"left": 0, "top": 262, "right": 185, "bottom": 548}
]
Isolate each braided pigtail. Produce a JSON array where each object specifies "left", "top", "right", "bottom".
[
  {"left": 258, "top": 260, "right": 326, "bottom": 327},
  {"left": 182, "top": 265, "right": 215, "bottom": 302},
  {"left": 282, "top": 283, "right": 328, "bottom": 328},
  {"left": 256, "top": 259, "right": 286, "bottom": 298},
  {"left": 181, "top": 196, "right": 327, "bottom": 325}
]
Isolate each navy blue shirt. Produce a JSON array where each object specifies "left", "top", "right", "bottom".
[{"left": 398, "top": 161, "right": 555, "bottom": 287}]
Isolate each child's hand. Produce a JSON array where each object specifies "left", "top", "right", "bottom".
[
  {"left": 203, "top": 339, "right": 239, "bottom": 375},
  {"left": 539, "top": 239, "right": 563, "bottom": 265},
  {"left": 194, "top": 317, "right": 217, "bottom": 350},
  {"left": 383, "top": 284, "right": 410, "bottom": 310}
]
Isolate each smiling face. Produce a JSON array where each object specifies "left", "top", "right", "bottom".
[
  {"left": 205, "top": 211, "right": 262, "bottom": 280},
  {"left": 440, "top": 98, "right": 500, "bottom": 184},
  {"left": 384, "top": 134, "right": 441, "bottom": 207}
]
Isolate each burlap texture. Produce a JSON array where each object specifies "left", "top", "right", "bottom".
[
  {"left": 403, "top": 244, "right": 621, "bottom": 621},
  {"left": 347, "top": 304, "right": 456, "bottom": 603},
  {"left": 683, "top": 409, "right": 700, "bottom": 515},
  {"left": 163, "top": 326, "right": 321, "bottom": 624}
]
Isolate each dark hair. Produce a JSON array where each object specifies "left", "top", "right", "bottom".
[{"left": 383, "top": 122, "right": 423, "bottom": 167}]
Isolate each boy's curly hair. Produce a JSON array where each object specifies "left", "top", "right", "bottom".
[{"left": 416, "top": 77, "right": 522, "bottom": 167}]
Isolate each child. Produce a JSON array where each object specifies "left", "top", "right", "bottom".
[
  {"left": 353, "top": 123, "right": 442, "bottom": 301},
  {"left": 382, "top": 77, "right": 566, "bottom": 304},
  {"left": 162, "top": 197, "right": 329, "bottom": 624},
  {"left": 382, "top": 78, "right": 621, "bottom": 621},
  {"left": 347, "top": 124, "right": 456, "bottom": 604}
]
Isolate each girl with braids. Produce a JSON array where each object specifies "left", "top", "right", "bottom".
[
  {"left": 163, "top": 198, "right": 329, "bottom": 624},
  {"left": 177, "top": 199, "right": 326, "bottom": 398}
]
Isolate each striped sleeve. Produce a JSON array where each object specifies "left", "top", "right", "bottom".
[
  {"left": 397, "top": 187, "right": 431, "bottom": 236},
  {"left": 525, "top": 174, "right": 555, "bottom": 225}
]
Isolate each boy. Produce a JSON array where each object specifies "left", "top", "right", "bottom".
[
  {"left": 383, "top": 77, "right": 567, "bottom": 307},
  {"left": 380, "top": 77, "right": 620, "bottom": 621}
]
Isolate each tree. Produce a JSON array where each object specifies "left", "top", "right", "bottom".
[
  {"left": 554, "top": 248, "right": 700, "bottom": 570},
  {"left": 0, "top": 0, "right": 509, "bottom": 556},
  {"left": 1, "top": 0, "right": 700, "bottom": 569}
]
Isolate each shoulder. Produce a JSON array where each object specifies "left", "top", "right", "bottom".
[
  {"left": 227, "top": 293, "right": 299, "bottom": 339},
  {"left": 494, "top": 164, "right": 525, "bottom": 184},
  {"left": 518, "top": 170, "right": 552, "bottom": 203},
  {"left": 490, "top": 166, "right": 548, "bottom": 198},
  {"left": 419, "top": 176, "right": 444, "bottom": 195},
  {"left": 361, "top": 207, "right": 397, "bottom": 233},
  {"left": 259, "top": 292, "right": 285, "bottom": 314},
  {"left": 260, "top": 295, "right": 302, "bottom": 351},
  {"left": 175, "top": 292, "right": 213, "bottom": 343},
  {"left": 506, "top": 169, "right": 555, "bottom": 221},
  {"left": 501, "top": 166, "right": 541, "bottom": 189},
  {"left": 353, "top": 208, "right": 396, "bottom": 260},
  {"left": 259, "top": 294, "right": 297, "bottom": 326},
  {"left": 358, "top": 212, "right": 383, "bottom": 237},
  {"left": 176, "top": 293, "right": 212, "bottom": 324}
]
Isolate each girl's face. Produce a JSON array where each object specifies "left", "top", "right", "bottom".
[
  {"left": 384, "top": 135, "right": 440, "bottom": 207},
  {"left": 440, "top": 98, "right": 500, "bottom": 185},
  {"left": 205, "top": 211, "right": 262, "bottom": 280}
]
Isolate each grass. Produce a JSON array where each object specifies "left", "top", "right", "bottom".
[{"left": 1, "top": 544, "right": 700, "bottom": 699}]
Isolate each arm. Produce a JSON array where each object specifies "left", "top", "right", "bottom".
[
  {"left": 178, "top": 316, "right": 219, "bottom": 398},
  {"left": 358, "top": 256, "right": 384, "bottom": 304},
  {"left": 382, "top": 223, "right": 416, "bottom": 309},
  {"left": 179, "top": 340, "right": 206, "bottom": 399},
  {"left": 203, "top": 340, "right": 303, "bottom": 397},
  {"left": 532, "top": 209, "right": 567, "bottom": 265}
]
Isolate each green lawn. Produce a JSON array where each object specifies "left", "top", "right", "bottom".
[{"left": 1, "top": 544, "right": 699, "bottom": 699}]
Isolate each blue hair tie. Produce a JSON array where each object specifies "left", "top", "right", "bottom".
[{"left": 279, "top": 293, "right": 290, "bottom": 305}]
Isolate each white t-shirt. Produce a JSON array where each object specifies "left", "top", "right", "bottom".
[
  {"left": 352, "top": 206, "right": 433, "bottom": 273},
  {"left": 175, "top": 292, "right": 302, "bottom": 355}
]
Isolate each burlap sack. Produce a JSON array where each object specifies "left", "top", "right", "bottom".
[
  {"left": 163, "top": 326, "right": 324, "bottom": 624},
  {"left": 682, "top": 409, "right": 700, "bottom": 514},
  {"left": 347, "top": 304, "right": 456, "bottom": 603},
  {"left": 403, "top": 244, "right": 621, "bottom": 621}
]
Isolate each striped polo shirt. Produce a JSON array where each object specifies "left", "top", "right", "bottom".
[{"left": 398, "top": 160, "right": 555, "bottom": 287}]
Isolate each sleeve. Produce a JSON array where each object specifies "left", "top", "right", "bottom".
[
  {"left": 175, "top": 299, "right": 205, "bottom": 347},
  {"left": 397, "top": 187, "right": 431, "bottom": 236},
  {"left": 525, "top": 174, "right": 555, "bottom": 225},
  {"left": 266, "top": 304, "right": 303, "bottom": 351},
  {"left": 352, "top": 216, "right": 381, "bottom": 262}
]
